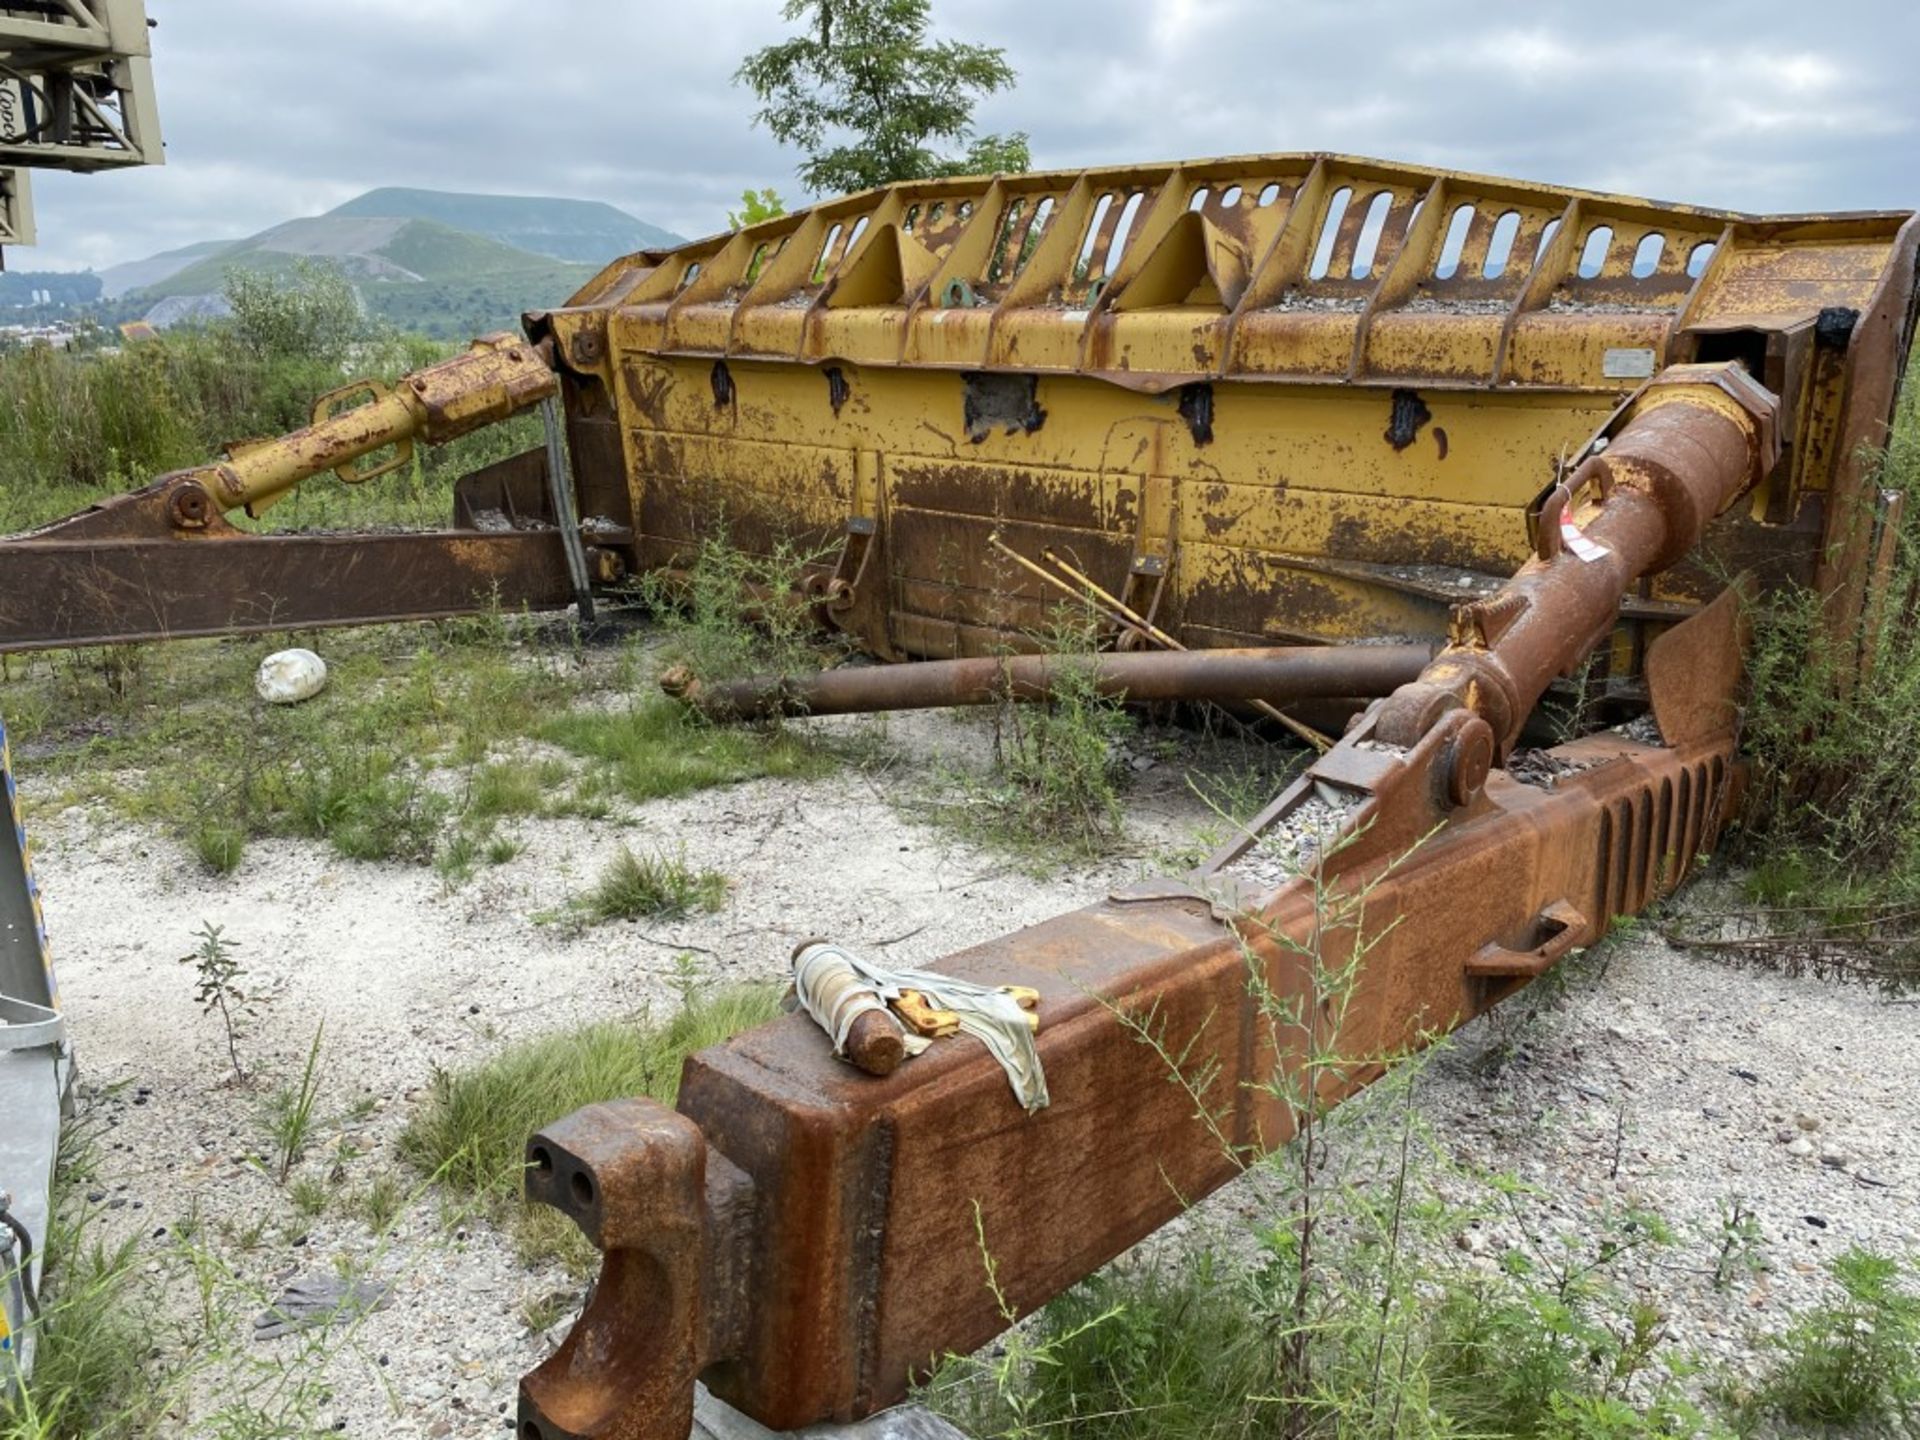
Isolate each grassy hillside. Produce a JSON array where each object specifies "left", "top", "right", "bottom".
[
  {"left": 98, "top": 239, "right": 238, "bottom": 298},
  {"left": 329, "top": 187, "right": 681, "bottom": 262},
  {"left": 132, "top": 217, "right": 596, "bottom": 339},
  {"left": 112, "top": 187, "right": 681, "bottom": 338}
]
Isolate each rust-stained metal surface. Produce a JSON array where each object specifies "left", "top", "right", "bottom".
[
  {"left": 527, "top": 153, "right": 1918, "bottom": 707},
  {"left": 663, "top": 643, "right": 1432, "bottom": 721},
  {"left": 519, "top": 712, "right": 1736, "bottom": 1440},
  {"left": 0, "top": 336, "right": 599, "bottom": 651},
  {"left": 1376, "top": 363, "right": 1780, "bottom": 754},
  {"left": 513, "top": 158, "right": 1917, "bottom": 1438}
]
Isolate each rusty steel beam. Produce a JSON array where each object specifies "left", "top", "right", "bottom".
[
  {"left": 0, "top": 336, "right": 597, "bottom": 653},
  {"left": 0, "top": 516, "right": 611, "bottom": 652},
  {"left": 519, "top": 705, "right": 1737, "bottom": 1440},
  {"left": 661, "top": 644, "right": 1435, "bottom": 721},
  {"left": 518, "top": 359, "right": 1782, "bottom": 1440},
  {"left": 1376, "top": 363, "right": 1781, "bottom": 755}
]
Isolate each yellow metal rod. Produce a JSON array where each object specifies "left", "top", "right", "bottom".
[{"left": 183, "top": 333, "right": 559, "bottom": 519}]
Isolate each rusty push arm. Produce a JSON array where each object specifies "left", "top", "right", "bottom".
[
  {"left": 157, "top": 333, "right": 557, "bottom": 528},
  {"left": 1376, "top": 363, "right": 1782, "bottom": 757},
  {"left": 0, "top": 334, "right": 619, "bottom": 652},
  {"left": 661, "top": 644, "right": 1434, "bottom": 721},
  {"left": 516, "top": 363, "right": 1787, "bottom": 1440}
]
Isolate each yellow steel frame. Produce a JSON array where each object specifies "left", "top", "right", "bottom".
[{"left": 533, "top": 152, "right": 1919, "bottom": 684}]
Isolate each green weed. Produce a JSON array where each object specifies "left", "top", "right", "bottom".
[
  {"left": 637, "top": 533, "right": 838, "bottom": 683},
  {"left": 574, "top": 846, "right": 728, "bottom": 925},
  {"left": 180, "top": 921, "right": 251, "bottom": 1085},
  {"left": 352, "top": 1173, "right": 406, "bottom": 1237},
  {"left": 924, "top": 625, "right": 1136, "bottom": 868},
  {"left": 190, "top": 820, "right": 247, "bottom": 876},
  {"left": 1750, "top": 1246, "right": 1920, "bottom": 1431},
  {"left": 262, "top": 1024, "right": 326, "bottom": 1184},
  {"left": 399, "top": 981, "right": 782, "bottom": 1264},
  {"left": 286, "top": 1175, "right": 330, "bottom": 1220},
  {"left": 1729, "top": 347, "right": 1920, "bottom": 981},
  {"left": 0, "top": 1138, "right": 162, "bottom": 1439}
]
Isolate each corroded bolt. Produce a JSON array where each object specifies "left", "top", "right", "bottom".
[
  {"left": 166, "top": 483, "right": 214, "bottom": 531},
  {"left": 1446, "top": 715, "right": 1496, "bottom": 808}
]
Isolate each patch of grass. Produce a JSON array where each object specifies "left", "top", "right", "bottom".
[
  {"left": 1749, "top": 1246, "right": 1920, "bottom": 1431},
  {"left": 484, "top": 832, "right": 524, "bottom": 866},
  {"left": 541, "top": 695, "right": 833, "bottom": 802},
  {"left": 925, "top": 1248, "right": 1265, "bottom": 1440},
  {"left": 0, "top": 1139, "right": 163, "bottom": 1439},
  {"left": 189, "top": 820, "right": 246, "bottom": 876},
  {"left": 466, "top": 756, "right": 567, "bottom": 820},
  {"left": 287, "top": 1175, "right": 331, "bottom": 1220},
  {"left": 519, "top": 1287, "right": 576, "bottom": 1336},
  {"left": 262, "top": 1024, "right": 326, "bottom": 1184},
  {"left": 435, "top": 828, "right": 481, "bottom": 884},
  {"left": 352, "top": 1173, "right": 406, "bottom": 1237},
  {"left": 399, "top": 981, "right": 783, "bottom": 1264},
  {"left": 575, "top": 846, "right": 728, "bottom": 925},
  {"left": 5, "top": 620, "right": 586, "bottom": 870},
  {"left": 281, "top": 736, "right": 447, "bottom": 862}
]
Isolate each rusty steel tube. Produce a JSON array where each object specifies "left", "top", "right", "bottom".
[
  {"left": 1377, "top": 364, "right": 1782, "bottom": 754},
  {"left": 663, "top": 644, "right": 1434, "bottom": 721}
]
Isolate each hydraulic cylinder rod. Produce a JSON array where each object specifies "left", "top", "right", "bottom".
[
  {"left": 662, "top": 644, "right": 1435, "bottom": 721},
  {"left": 1376, "top": 363, "right": 1782, "bottom": 754},
  {"left": 157, "top": 332, "right": 558, "bottom": 526}
]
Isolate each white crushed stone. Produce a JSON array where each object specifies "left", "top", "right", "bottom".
[
  {"left": 1218, "top": 787, "right": 1363, "bottom": 892},
  {"left": 20, "top": 679, "right": 1915, "bottom": 1432},
  {"left": 22, "top": 702, "right": 1257, "bottom": 1436}
]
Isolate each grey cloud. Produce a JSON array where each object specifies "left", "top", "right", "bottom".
[{"left": 18, "top": 0, "right": 1920, "bottom": 271}]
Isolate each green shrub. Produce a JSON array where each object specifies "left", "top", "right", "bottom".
[
  {"left": 637, "top": 533, "right": 837, "bottom": 683},
  {"left": 1725, "top": 348, "right": 1920, "bottom": 979},
  {"left": 1752, "top": 1246, "right": 1920, "bottom": 1430},
  {"left": 1741, "top": 347, "right": 1920, "bottom": 881}
]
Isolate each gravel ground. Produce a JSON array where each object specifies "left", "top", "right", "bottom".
[
  {"left": 1430, "top": 880, "right": 1918, "bottom": 1373},
  {"left": 21, "top": 694, "right": 1920, "bottom": 1435}
]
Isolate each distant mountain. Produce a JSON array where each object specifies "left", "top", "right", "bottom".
[
  {"left": 112, "top": 187, "right": 683, "bottom": 338},
  {"left": 328, "top": 187, "right": 682, "bottom": 264},
  {"left": 137, "top": 215, "right": 586, "bottom": 296},
  {"left": 99, "top": 239, "right": 235, "bottom": 299}
]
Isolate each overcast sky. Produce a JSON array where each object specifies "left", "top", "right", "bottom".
[{"left": 19, "top": 0, "right": 1920, "bottom": 273}]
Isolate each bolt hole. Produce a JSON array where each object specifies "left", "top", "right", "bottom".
[
  {"left": 522, "top": 1423, "right": 543, "bottom": 1440},
  {"left": 570, "top": 1170, "right": 595, "bottom": 1207},
  {"left": 530, "top": 1146, "right": 553, "bottom": 1177}
]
